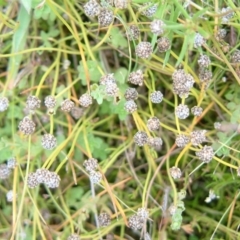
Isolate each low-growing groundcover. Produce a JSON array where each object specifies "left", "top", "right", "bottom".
[{"left": 0, "top": 0, "right": 240, "bottom": 239}]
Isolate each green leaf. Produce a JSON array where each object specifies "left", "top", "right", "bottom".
[
  {"left": 107, "top": 27, "right": 128, "bottom": 48},
  {"left": 115, "top": 67, "right": 128, "bottom": 84},
  {"left": 66, "top": 187, "right": 84, "bottom": 208},
  {"left": 20, "top": 0, "right": 32, "bottom": 14},
  {"left": 77, "top": 61, "right": 102, "bottom": 86},
  {"left": 110, "top": 99, "right": 128, "bottom": 121},
  {"left": 90, "top": 84, "right": 105, "bottom": 105}
]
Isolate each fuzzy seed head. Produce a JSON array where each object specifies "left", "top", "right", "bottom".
[
  {"left": 83, "top": 158, "right": 99, "bottom": 172},
  {"left": 83, "top": 0, "right": 101, "bottom": 17},
  {"left": 221, "top": 7, "right": 234, "bottom": 23},
  {"left": 0, "top": 164, "right": 11, "bottom": 179},
  {"left": 124, "top": 100, "right": 137, "bottom": 113},
  {"left": 196, "top": 145, "right": 214, "bottom": 163},
  {"left": 71, "top": 107, "right": 84, "bottom": 120},
  {"left": 61, "top": 99, "right": 75, "bottom": 112},
  {"left": 124, "top": 88, "right": 138, "bottom": 101},
  {"left": 150, "top": 19, "right": 165, "bottom": 35},
  {"left": 89, "top": 170, "right": 102, "bottom": 184},
  {"left": 198, "top": 55, "right": 211, "bottom": 67},
  {"left": 175, "top": 134, "right": 190, "bottom": 148},
  {"left": 168, "top": 204, "right": 177, "bottom": 216},
  {"left": 128, "top": 70, "right": 144, "bottom": 86},
  {"left": 172, "top": 69, "right": 194, "bottom": 98},
  {"left": 147, "top": 116, "right": 160, "bottom": 131},
  {"left": 67, "top": 234, "right": 80, "bottom": 240},
  {"left": 140, "top": 3, "right": 158, "bottom": 17},
  {"left": 199, "top": 68, "right": 212, "bottom": 82},
  {"left": 191, "top": 106, "right": 203, "bottom": 117},
  {"left": 194, "top": 33, "right": 206, "bottom": 48},
  {"left": 7, "top": 157, "right": 17, "bottom": 169},
  {"left": 135, "top": 42, "right": 153, "bottom": 59},
  {"left": 98, "top": 8, "right": 114, "bottom": 27},
  {"left": 137, "top": 207, "right": 149, "bottom": 220},
  {"left": 105, "top": 82, "right": 119, "bottom": 97},
  {"left": 126, "top": 25, "right": 140, "bottom": 40},
  {"left": 147, "top": 137, "right": 163, "bottom": 150},
  {"left": 79, "top": 93, "right": 93, "bottom": 107},
  {"left": 175, "top": 104, "right": 189, "bottom": 119},
  {"left": 41, "top": 133, "right": 57, "bottom": 150},
  {"left": 128, "top": 214, "right": 144, "bottom": 230},
  {"left": 114, "top": 0, "right": 129, "bottom": 9},
  {"left": 150, "top": 91, "right": 163, "bottom": 103},
  {"left": 190, "top": 130, "right": 207, "bottom": 146},
  {"left": 100, "top": 73, "right": 116, "bottom": 85},
  {"left": 6, "top": 190, "right": 17, "bottom": 202},
  {"left": 0, "top": 97, "right": 9, "bottom": 112},
  {"left": 45, "top": 171, "right": 61, "bottom": 188},
  {"left": 18, "top": 117, "right": 36, "bottom": 135},
  {"left": 27, "top": 172, "right": 39, "bottom": 188},
  {"left": 170, "top": 166, "right": 182, "bottom": 179},
  {"left": 44, "top": 96, "right": 56, "bottom": 109},
  {"left": 26, "top": 95, "right": 41, "bottom": 111},
  {"left": 98, "top": 212, "right": 111, "bottom": 227},
  {"left": 230, "top": 50, "right": 240, "bottom": 63},
  {"left": 35, "top": 168, "right": 49, "bottom": 184},
  {"left": 134, "top": 131, "right": 148, "bottom": 146},
  {"left": 216, "top": 28, "right": 227, "bottom": 40},
  {"left": 157, "top": 37, "right": 171, "bottom": 52}
]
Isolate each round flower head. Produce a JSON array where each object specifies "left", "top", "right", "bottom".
[
  {"left": 79, "top": 93, "right": 93, "bottom": 107},
  {"left": 98, "top": 8, "right": 114, "bottom": 27},
  {"left": 67, "top": 234, "right": 80, "bottom": 240},
  {"left": 114, "top": 0, "right": 128, "bottom": 9},
  {"left": 83, "top": 0, "right": 101, "bottom": 17},
  {"left": 157, "top": 37, "right": 171, "bottom": 52},
  {"left": 83, "top": 158, "right": 99, "bottom": 172},
  {"left": 128, "top": 214, "right": 144, "bottom": 230},
  {"left": 126, "top": 25, "right": 140, "bottom": 40},
  {"left": 150, "top": 19, "right": 165, "bottom": 35},
  {"left": 147, "top": 137, "right": 163, "bottom": 150},
  {"left": 124, "top": 100, "right": 137, "bottom": 113},
  {"left": 35, "top": 168, "right": 49, "bottom": 184},
  {"left": 27, "top": 172, "right": 39, "bottom": 188},
  {"left": 18, "top": 117, "right": 36, "bottom": 135},
  {"left": 137, "top": 207, "right": 149, "bottom": 220},
  {"left": 150, "top": 91, "right": 163, "bottom": 103},
  {"left": 45, "top": 171, "right": 61, "bottom": 188},
  {"left": 6, "top": 190, "right": 17, "bottom": 202},
  {"left": 128, "top": 70, "right": 144, "bottom": 86},
  {"left": 89, "top": 170, "right": 102, "bottom": 184},
  {"left": 44, "top": 96, "right": 56, "bottom": 109},
  {"left": 175, "top": 104, "right": 189, "bottom": 119},
  {"left": 0, "top": 97, "right": 9, "bottom": 112},
  {"left": 41, "top": 133, "right": 57, "bottom": 150},
  {"left": 230, "top": 50, "right": 240, "bottom": 64},
  {"left": 26, "top": 95, "right": 41, "bottom": 112},
  {"left": 190, "top": 130, "right": 207, "bottom": 146},
  {"left": 7, "top": 157, "right": 17, "bottom": 169},
  {"left": 105, "top": 82, "right": 119, "bottom": 97},
  {"left": 134, "top": 131, "right": 148, "bottom": 146},
  {"left": 147, "top": 116, "right": 160, "bottom": 131},
  {"left": 198, "top": 54, "right": 211, "bottom": 67},
  {"left": 0, "top": 164, "right": 11, "bottom": 179},
  {"left": 135, "top": 42, "right": 153, "bottom": 59},
  {"left": 140, "top": 3, "right": 158, "bottom": 17},
  {"left": 172, "top": 69, "right": 194, "bottom": 98},
  {"left": 196, "top": 145, "right": 214, "bottom": 163},
  {"left": 170, "top": 166, "right": 182, "bottom": 179},
  {"left": 61, "top": 99, "right": 75, "bottom": 112},
  {"left": 175, "top": 134, "right": 190, "bottom": 147},
  {"left": 194, "top": 33, "right": 206, "bottom": 48},
  {"left": 191, "top": 106, "right": 203, "bottom": 117},
  {"left": 199, "top": 68, "right": 212, "bottom": 82},
  {"left": 100, "top": 73, "right": 116, "bottom": 85},
  {"left": 98, "top": 212, "right": 111, "bottom": 227},
  {"left": 124, "top": 88, "right": 138, "bottom": 101}
]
